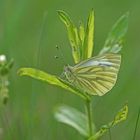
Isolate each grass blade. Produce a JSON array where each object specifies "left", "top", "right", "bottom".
[{"left": 132, "top": 108, "right": 140, "bottom": 140}]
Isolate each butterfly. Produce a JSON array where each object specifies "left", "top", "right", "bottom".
[{"left": 62, "top": 53, "right": 121, "bottom": 96}]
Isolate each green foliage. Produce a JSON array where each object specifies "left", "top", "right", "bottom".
[
  {"left": 99, "top": 12, "right": 129, "bottom": 55},
  {"left": 79, "top": 22, "right": 85, "bottom": 47},
  {"left": 18, "top": 68, "right": 88, "bottom": 99},
  {"left": 89, "top": 105, "right": 128, "bottom": 140},
  {"left": 54, "top": 105, "right": 95, "bottom": 137},
  {"left": 18, "top": 10, "right": 129, "bottom": 140},
  {"left": 58, "top": 10, "right": 81, "bottom": 63},
  {"left": 58, "top": 10, "right": 94, "bottom": 63}
]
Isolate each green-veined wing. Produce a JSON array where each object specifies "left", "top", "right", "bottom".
[{"left": 63, "top": 53, "right": 121, "bottom": 96}]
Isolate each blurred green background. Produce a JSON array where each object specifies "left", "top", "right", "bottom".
[{"left": 0, "top": 0, "right": 140, "bottom": 139}]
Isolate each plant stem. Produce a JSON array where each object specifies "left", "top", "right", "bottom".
[{"left": 85, "top": 97, "right": 93, "bottom": 138}]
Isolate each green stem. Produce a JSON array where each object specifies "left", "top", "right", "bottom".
[{"left": 85, "top": 97, "right": 93, "bottom": 138}]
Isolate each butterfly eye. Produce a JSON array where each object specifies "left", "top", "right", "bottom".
[{"left": 63, "top": 66, "right": 75, "bottom": 82}]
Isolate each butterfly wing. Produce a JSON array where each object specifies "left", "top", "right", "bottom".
[{"left": 69, "top": 53, "right": 121, "bottom": 96}]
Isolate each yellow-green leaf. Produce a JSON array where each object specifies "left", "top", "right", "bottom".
[
  {"left": 57, "top": 10, "right": 81, "bottom": 63},
  {"left": 18, "top": 68, "right": 87, "bottom": 99},
  {"left": 99, "top": 13, "right": 129, "bottom": 55},
  {"left": 82, "top": 10, "right": 94, "bottom": 59},
  {"left": 54, "top": 105, "right": 95, "bottom": 137},
  {"left": 79, "top": 22, "right": 85, "bottom": 47},
  {"left": 89, "top": 105, "right": 128, "bottom": 140},
  {"left": 110, "top": 104, "right": 128, "bottom": 127}
]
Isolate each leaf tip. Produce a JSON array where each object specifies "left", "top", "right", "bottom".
[
  {"left": 90, "top": 8, "right": 94, "bottom": 13},
  {"left": 124, "top": 11, "right": 130, "bottom": 18},
  {"left": 17, "top": 68, "right": 23, "bottom": 76},
  {"left": 120, "top": 11, "right": 129, "bottom": 24},
  {"left": 57, "top": 10, "right": 69, "bottom": 18},
  {"left": 57, "top": 10, "right": 64, "bottom": 15},
  {"left": 17, "top": 68, "right": 28, "bottom": 77}
]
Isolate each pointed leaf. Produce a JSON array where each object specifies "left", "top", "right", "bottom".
[
  {"left": 89, "top": 105, "right": 128, "bottom": 140},
  {"left": 57, "top": 10, "right": 81, "bottom": 63},
  {"left": 99, "top": 13, "right": 129, "bottom": 55},
  {"left": 110, "top": 104, "right": 128, "bottom": 127},
  {"left": 83, "top": 10, "right": 94, "bottom": 59},
  {"left": 54, "top": 105, "right": 95, "bottom": 137},
  {"left": 18, "top": 68, "right": 87, "bottom": 99}
]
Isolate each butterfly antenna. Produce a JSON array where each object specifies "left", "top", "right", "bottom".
[
  {"left": 132, "top": 107, "right": 140, "bottom": 140},
  {"left": 55, "top": 45, "right": 66, "bottom": 65}
]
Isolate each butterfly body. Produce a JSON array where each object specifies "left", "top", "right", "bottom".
[{"left": 63, "top": 53, "right": 121, "bottom": 96}]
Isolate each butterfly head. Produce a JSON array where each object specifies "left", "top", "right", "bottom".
[{"left": 62, "top": 65, "right": 75, "bottom": 83}]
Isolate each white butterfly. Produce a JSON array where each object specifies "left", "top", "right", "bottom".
[{"left": 62, "top": 53, "right": 121, "bottom": 96}]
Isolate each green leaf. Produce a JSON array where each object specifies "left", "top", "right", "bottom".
[
  {"left": 54, "top": 105, "right": 95, "bottom": 137},
  {"left": 18, "top": 68, "right": 88, "bottom": 99},
  {"left": 79, "top": 22, "right": 85, "bottom": 47},
  {"left": 57, "top": 10, "right": 81, "bottom": 63},
  {"left": 89, "top": 105, "right": 128, "bottom": 140},
  {"left": 99, "top": 12, "right": 129, "bottom": 55},
  {"left": 82, "top": 9, "right": 94, "bottom": 59},
  {"left": 110, "top": 104, "right": 128, "bottom": 127}
]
